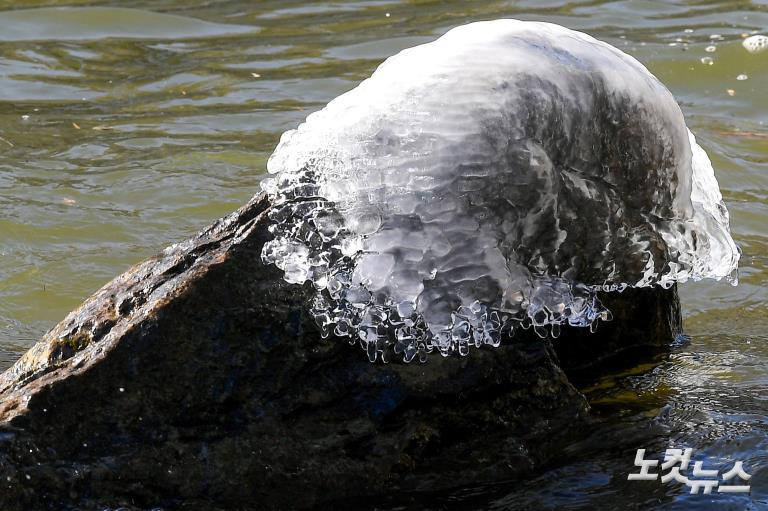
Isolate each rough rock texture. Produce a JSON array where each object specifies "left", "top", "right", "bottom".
[{"left": 0, "top": 194, "right": 680, "bottom": 510}]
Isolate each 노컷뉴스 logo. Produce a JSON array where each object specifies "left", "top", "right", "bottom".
[{"left": 628, "top": 448, "right": 752, "bottom": 495}]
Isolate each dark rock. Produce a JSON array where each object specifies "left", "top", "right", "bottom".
[
  {"left": 553, "top": 285, "right": 682, "bottom": 379},
  {"left": 0, "top": 193, "right": 680, "bottom": 510}
]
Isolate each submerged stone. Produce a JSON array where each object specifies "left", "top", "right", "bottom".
[{"left": 0, "top": 193, "right": 680, "bottom": 510}]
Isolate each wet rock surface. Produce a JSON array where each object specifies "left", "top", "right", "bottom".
[{"left": 0, "top": 193, "right": 680, "bottom": 510}]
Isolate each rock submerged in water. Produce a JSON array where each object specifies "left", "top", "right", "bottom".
[
  {"left": 0, "top": 18, "right": 731, "bottom": 510},
  {"left": 0, "top": 193, "right": 681, "bottom": 510}
]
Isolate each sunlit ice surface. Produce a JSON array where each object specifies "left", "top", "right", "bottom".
[{"left": 260, "top": 20, "right": 741, "bottom": 362}]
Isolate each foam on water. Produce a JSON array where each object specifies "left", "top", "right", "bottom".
[
  {"left": 742, "top": 34, "right": 768, "bottom": 54},
  {"left": 260, "top": 20, "right": 740, "bottom": 362}
]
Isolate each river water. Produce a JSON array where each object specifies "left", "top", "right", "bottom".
[{"left": 0, "top": 1, "right": 765, "bottom": 509}]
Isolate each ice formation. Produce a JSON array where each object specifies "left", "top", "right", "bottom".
[{"left": 261, "top": 20, "right": 740, "bottom": 362}]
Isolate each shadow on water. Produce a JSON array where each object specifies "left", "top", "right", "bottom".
[{"left": 0, "top": 1, "right": 766, "bottom": 509}]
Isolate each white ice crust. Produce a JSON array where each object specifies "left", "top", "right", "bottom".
[{"left": 261, "top": 20, "right": 740, "bottom": 362}]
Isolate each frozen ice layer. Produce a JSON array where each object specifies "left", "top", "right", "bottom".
[{"left": 261, "top": 19, "right": 740, "bottom": 362}]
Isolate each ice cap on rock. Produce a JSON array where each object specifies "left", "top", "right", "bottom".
[{"left": 261, "top": 19, "right": 740, "bottom": 362}]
